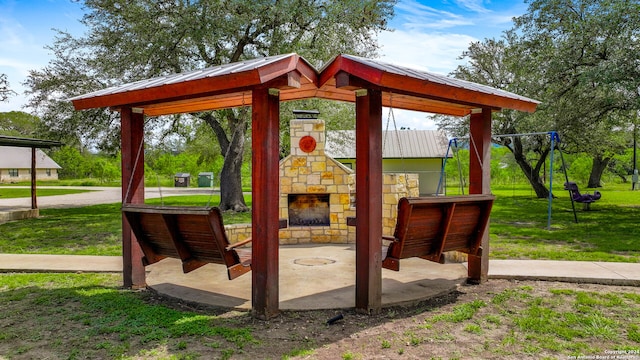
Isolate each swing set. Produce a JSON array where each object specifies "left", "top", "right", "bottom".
[{"left": 436, "top": 131, "right": 594, "bottom": 229}]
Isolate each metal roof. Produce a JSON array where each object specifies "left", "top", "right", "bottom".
[
  {"left": 70, "top": 53, "right": 303, "bottom": 101},
  {"left": 326, "top": 130, "right": 450, "bottom": 159},
  {"left": 0, "top": 146, "right": 62, "bottom": 169},
  {"left": 70, "top": 53, "right": 540, "bottom": 117},
  {"left": 0, "top": 135, "right": 63, "bottom": 149},
  {"left": 338, "top": 54, "right": 536, "bottom": 106}
]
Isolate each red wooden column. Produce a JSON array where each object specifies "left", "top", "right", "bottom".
[
  {"left": 121, "top": 107, "right": 146, "bottom": 288},
  {"left": 468, "top": 108, "right": 492, "bottom": 283},
  {"left": 251, "top": 88, "right": 281, "bottom": 320},
  {"left": 355, "top": 89, "right": 383, "bottom": 314}
]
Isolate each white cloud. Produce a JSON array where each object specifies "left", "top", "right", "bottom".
[
  {"left": 454, "top": 0, "right": 491, "bottom": 13},
  {"left": 378, "top": 29, "right": 476, "bottom": 75},
  {"left": 395, "top": 0, "right": 472, "bottom": 30},
  {"left": 383, "top": 109, "right": 438, "bottom": 130}
]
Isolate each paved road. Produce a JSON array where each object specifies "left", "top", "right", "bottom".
[{"left": 0, "top": 186, "right": 219, "bottom": 210}]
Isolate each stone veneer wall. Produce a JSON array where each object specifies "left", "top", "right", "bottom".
[
  {"left": 345, "top": 173, "right": 420, "bottom": 242},
  {"left": 279, "top": 119, "right": 355, "bottom": 244},
  {"left": 225, "top": 119, "right": 421, "bottom": 246},
  {"left": 225, "top": 172, "right": 420, "bottom": 245}
]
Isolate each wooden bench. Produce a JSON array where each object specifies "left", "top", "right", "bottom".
[
  {"left": 348, "top": 195, "right": 495, "bottom": 271},
  {"left": 122, "top": 204, "right": 253, "bottom": 280}
]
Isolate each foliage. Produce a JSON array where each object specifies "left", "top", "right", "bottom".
[
  {"left": 0, "top": 111, "right": 43, "bottom": 138},
  {"left": 444, "top": 0, "right": 640, "bottom": 191},
  {"left": 48, "top": 146, "right": 120, "bottom": 183},
  {"left": 512, "top": 0, "right": 640, "bottom": 186},
  {"left": 24, "top": 0, "right": 397, "bottom": 211},
  {"left": 0, "top": 73, "right": 15, "bottom": 102}
]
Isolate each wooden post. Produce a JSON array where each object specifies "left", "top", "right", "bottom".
[
  {"left": 251, "top": 87, "right": 281, "bottom": 320},
  {"left": 30, "top": 147, "right": 37, "bottom": 209},
  {"left": 121, "top": 107, "right": 146, "bottom": 288},
  {"left": 468, "top": 108, "right": 492, "bottom": 283},
  {"left": 355, "top": 89, "right": 383, "bottom": 314}
]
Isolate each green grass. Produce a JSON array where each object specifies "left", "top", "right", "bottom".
[
  {"left": 418, "top": 285, "right": 640, "bottom": 357},
  {"left": 0, "top": 273, "right": 255, "bottom": 359},
  {"left": 0, "top": 195, "right": 251, "bottom": 255},
  {"left": 0, "top": 179, "right": 121, "bottom": 187},
  {"left": 1, "top": 183, "right": 639, "bottom": 262},
  {"left": 487, "top": 184, "right": 640, "bottom": 262},
  {"left": 0, "top": 187, "right": 94, "bottom": 199}
]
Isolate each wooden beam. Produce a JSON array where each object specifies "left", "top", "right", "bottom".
[
  {"left": 467, "top": 108, "right": 492, "bottom": 283},
  {"left": 251, "top": 87, "right": 281, "bottom": 320},
  {"left": 30, "top": 147, "right": 37, "bottom": 210},
  {"left": 355, "top": 88, "right": 383, "bottom": 314},
  {"left": 121, "top": 107, "right": 146, "bottom": 289}
]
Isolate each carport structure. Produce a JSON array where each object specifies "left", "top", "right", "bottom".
[{"left": 70, "top": 53, "right": 538, "bottom": 319}]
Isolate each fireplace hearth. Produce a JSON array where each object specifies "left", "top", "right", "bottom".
[{"left": 288, "top": 194, "right": 330, "bottom": 226}]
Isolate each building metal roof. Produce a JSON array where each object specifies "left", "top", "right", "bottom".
[
  {"left": 326, "top": 130, "right": 450, "bottom": 159},
  {"left": 0, "top": 146, "right": 62, "bottom": 169},
  {"left": 0, "top": 135, "right": 63, "bottom": 149},
  {"left": 70, "top": 53, "right": 539, "bottom": 117}
]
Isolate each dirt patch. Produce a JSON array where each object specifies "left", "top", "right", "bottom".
[
  {"left": 145, "top": 279, "right": 640, "bottom": 359},
  {"left": 2, "top": 278, "right": 639, "bottom": 359}
]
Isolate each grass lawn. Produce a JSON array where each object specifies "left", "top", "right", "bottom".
[
  {"left": 488, "top": 183, "right": 640, "bottom": 262},
  {"left": 1, "top": 186, "right": 638, "bottom": 261},
  {"left": 0, "top": 186, "right": 639, "bottom": 359},
  {"left": 0, "top": 274, "right": 637, "bottom": 359},
  {"left": 0, "top": 187, "right": 95, "bottom": 199}
]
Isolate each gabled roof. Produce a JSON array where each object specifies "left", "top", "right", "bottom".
[
  {"left": 318, "top": 55, "right": 538, "bottom": 115},
  {"left": 0, "top": 146, "right": 62, "bottom": 169},
  {"left": 326, "top": 130, "right": 450, "bottom": 159},
  {"left": 70, "top": 53, "right": 539, "bottom": 117}
]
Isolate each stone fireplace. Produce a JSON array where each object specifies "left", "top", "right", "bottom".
[
  {"left": 288, "top": 193, "right": 331, "bottom": 226},
  {"left": 277, "top": 113, "right": 420, "bottom": 245},
  {"left": 278, "top": 115, "right": 355, "bottom": 244}
]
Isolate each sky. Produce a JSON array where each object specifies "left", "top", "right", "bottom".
[{"left": 0, "top": 0, "right": 529, "bottom": 129}]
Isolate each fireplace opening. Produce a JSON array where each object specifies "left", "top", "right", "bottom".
[{"left": 288, "top": 194, "right": 330, "bottom": 226}]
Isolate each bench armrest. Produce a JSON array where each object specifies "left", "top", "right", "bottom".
[
  {"left": 382, "top": 235, "right": 397, "bottom": 242},
  {"left": 227, "top": 237, "right": 252, "bottom": 250}
]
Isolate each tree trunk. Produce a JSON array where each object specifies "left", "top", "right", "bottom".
[
  {"left": 509, "top": 137, "right": 550, "bottom": 198},
  {"left": 199, "top": 110, "right": 249, "bottom": 212},
  {"left": 587, "top": 155, "right": 609, "bottom": 188}
]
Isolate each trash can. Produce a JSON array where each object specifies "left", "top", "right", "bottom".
[
  {"left": 174, "top": 173, "right": 191, "bottom": 187},
  {"left": 198, "top": 172, "right": 214, "bottom": 187}
]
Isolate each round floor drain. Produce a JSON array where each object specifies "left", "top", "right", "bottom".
[{"left": 294, "top": 257, "right": 336, "bottom": 266}]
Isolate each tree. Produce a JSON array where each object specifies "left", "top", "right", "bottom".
[
  {"left": 0, "top": 111, "right": 43, "bottom": 138},
  {"left": 512, "top": 0, "right": 640, "bottom": 187},
  {"left": 444, "top": 0, "right": 640, "bottom": 195},
  {"left": 0, "top": 73, "right": 15, "bottom": 102},
  {"left": 25, "top": 0, "right": 396, "bottom": 211},
  {"left": 442, "top": 36, "right": 555, "bottom": 198}
]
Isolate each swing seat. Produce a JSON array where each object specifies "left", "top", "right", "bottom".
[
  {"left": 563, "top": 182, "right": 601, "bottom": 210},
  {"left": 122, "top": 204, "right": 253, "bottom": 280},
  {"left": 382, "top": 195, "right": 494, "bottom": 271}
]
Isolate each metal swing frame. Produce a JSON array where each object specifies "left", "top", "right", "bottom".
[{"left": 437, "top": 131, "right": 577, "bottom": 229}]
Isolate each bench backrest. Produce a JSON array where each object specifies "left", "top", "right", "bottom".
[
  {"left": 388, "top": 195, "right": 494, "bottom": 264},
  {"left": 122, "top": 205, "right": 241, "bottom": 275}
]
